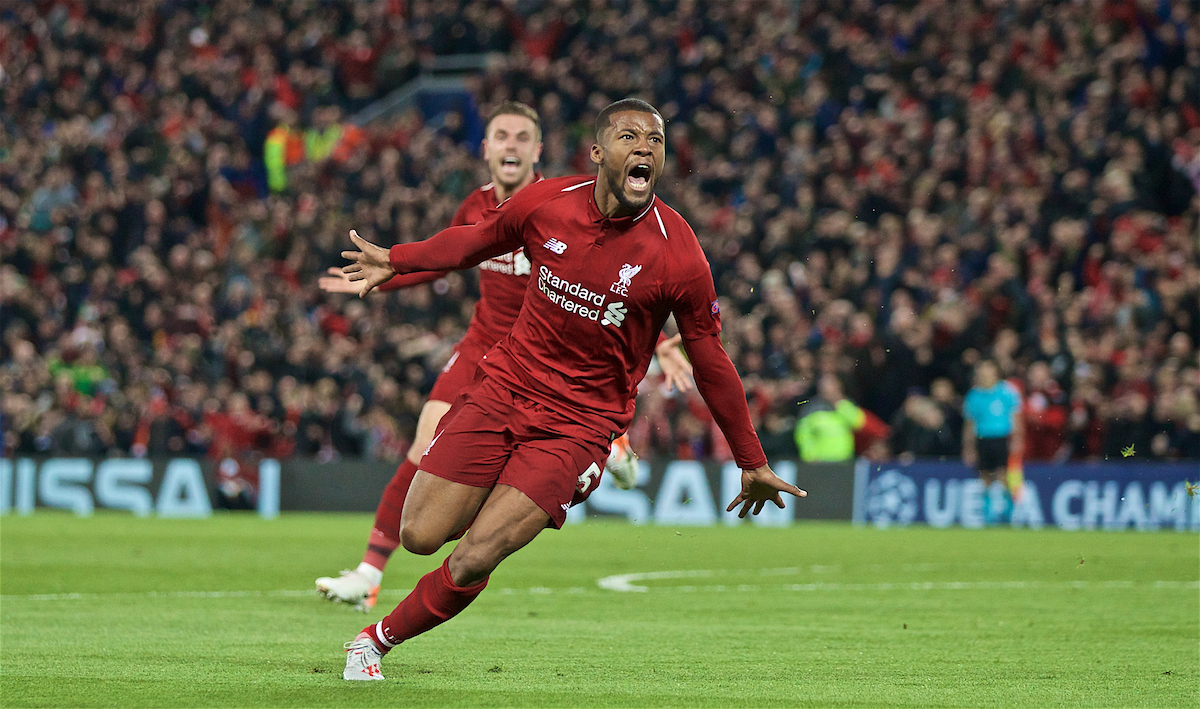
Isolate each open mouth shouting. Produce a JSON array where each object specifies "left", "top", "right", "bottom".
[
  {"left": 498, "top": 155, "right": 523, "bottom": 180},
  {"left": 626, "top": 162, "right": 653, "bottom": 194}
]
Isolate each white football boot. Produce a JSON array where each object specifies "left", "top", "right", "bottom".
[
  {"left": 606, "top": 434, "right": 640, "bottom": 490},
  {"left": 316, "top": 569, "right": 379, "bottom": 612},
  {"left": 343, "top": 632, "right": 385, "bottom": 681}
]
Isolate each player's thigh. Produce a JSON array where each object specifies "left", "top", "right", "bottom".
[
  {"left": 408, "top": 399, "right": 453, "bottom": 463},
  {"left": 499, "top": 429, "right": 610, "bottom": 528},
  {"left": 403, "top": 379, "right": 517, "bottom": 553},
  {"left": 400, "top": 471, "right": 491, "bottom": 555},
  {"left": 447, "top": 484, "right": 551, "bottom": 586}
]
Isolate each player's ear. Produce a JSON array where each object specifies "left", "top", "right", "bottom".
[
  {"left": 533, "top": 141, "right": 543, "bottom": 164},
  {"left": 590, "top": 143, "right": 603, "bottom": 166}
]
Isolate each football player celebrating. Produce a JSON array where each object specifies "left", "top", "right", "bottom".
[
  {"left": 338, "top": 99, "right": 804, "bottom": 680},
  {"left": 315, "top": 101, "right": 693, "bottom": 612}
]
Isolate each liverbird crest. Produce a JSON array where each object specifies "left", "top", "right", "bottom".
[{"left": 610, "top": 263, "right": 642, "bottom": 296}]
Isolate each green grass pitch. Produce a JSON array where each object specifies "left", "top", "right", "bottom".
[{"left": 1, "top": 513, "right": 1197, "bottom": 708}]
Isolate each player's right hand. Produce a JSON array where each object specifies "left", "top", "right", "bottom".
[
  {"left": 341, "top": 230, "right": 395, "bottom": 298},
  {"left": 318, "top": 267, "right": 361, "bottom": 294},
  {"left": 725, "top": 465, "right": 807, "bottom": 518}
]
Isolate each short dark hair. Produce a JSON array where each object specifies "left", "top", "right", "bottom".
[
  {"left": 485, "top": 101, "right": 541, "bottom": 141},
  {"left": 594, "top": 98, "right": 663, "bottom": 142}
]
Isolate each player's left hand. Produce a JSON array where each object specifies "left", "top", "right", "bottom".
[
  {"left": 341, "top": 230, "right": 395, "bottom": 298},
  {"left": 655, "top": 334, "right": 694, "bottom": 392},
  {"left": 726, "top": 465, "right": 807, "bottom": 518}
]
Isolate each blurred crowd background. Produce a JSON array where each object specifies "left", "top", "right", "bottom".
[{"left": 3, "top": 0, "right": 1199, "bottom": 467}]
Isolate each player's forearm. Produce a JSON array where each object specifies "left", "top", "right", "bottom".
[
  {"left": 682, "top": 333, "right": 768, "bottom": 470},
  {"left": 377, "top": 270, "right": 452, "bottom": 292},
  {"left": 388, "top": 224, "right": 511, "bottom": 274}
]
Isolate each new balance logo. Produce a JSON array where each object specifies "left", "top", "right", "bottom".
[
  {"left": 543, "top": 238, "right": 567, "bottom": 254},
  {"left": 600, "top": 301, "right": 627, "bottom": 327}
]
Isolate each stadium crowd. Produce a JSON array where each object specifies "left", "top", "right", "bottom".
[{"left": 3, "top": 0, "right": 1199, "bottom": 467}]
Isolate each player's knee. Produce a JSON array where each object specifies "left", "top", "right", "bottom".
[{"left": 399, "top": 522, "right": 443, "bottom": 556}]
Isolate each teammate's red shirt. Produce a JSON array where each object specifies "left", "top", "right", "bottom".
[
  {"left": 450, "top": 183, "right": 532, "bottom": 345},
  {"left": 389, "top": 176, "right": 763, "bottom": 467},
  {"left": 380, "top": 181, "right": 533, "bottom": 346}
]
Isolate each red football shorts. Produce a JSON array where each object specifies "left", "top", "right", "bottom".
[
  {"left": 418, "top": 376, "right": 609, "bottom": 528},
  {"left": 427, "top": 330, "right": 494, "bottom": 404}
]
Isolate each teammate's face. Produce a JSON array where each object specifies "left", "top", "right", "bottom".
[
  {"left": 592, "top": 111, "right": 666, "bottom": 215},
  {"left": 483, "top": 114, "right": 542, "bottom": 191}
]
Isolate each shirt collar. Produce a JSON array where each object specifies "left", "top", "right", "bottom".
[
  {"left": 587, "top": 189, "right": 657, "bottom": 229},
  {"left": 490, "top": 173, "right": 544, "bottom": 207}
]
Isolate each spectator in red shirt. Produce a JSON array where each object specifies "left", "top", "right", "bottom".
[
  {"left": 1022, "top": 361, "right": 1070, "bottom": 461},
  {"left": 334, "top": 28, "right": 393, "bottom": 109}
]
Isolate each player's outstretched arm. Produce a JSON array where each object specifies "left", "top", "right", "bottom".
[
  {"left": 682, "top": 332, "right": 806, "bottom": 514},
  {"left": 348, "top": 183, "right": 530, "bottom": 287},
  {"left": 388, "top": 212, "right": 522, "bottom": 276},
  {"left": 343, "top": 223, "right": 511, "bottom": 298},
  {"left": 726, "top": 464, "right": 807, "bottom": 518},
  {"left": 655, "top": 334, "right": 694, "bottom": 392}
]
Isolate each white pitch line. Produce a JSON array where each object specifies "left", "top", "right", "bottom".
[
  {"left": 3, "top": 589, "right": 317, "bottom": 602},
  {"left": 0, "top": 586, "right": 566, "bottom": 602},
  {"left": 597, "top": 568, "right": 717, "bottom": 592},
  {"left": 595, "top": 569, "right": 1200, "bottom": 593}
]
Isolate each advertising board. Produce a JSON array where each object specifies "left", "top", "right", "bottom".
[
  {"left": 1, "top": 456, "right": 852, "bottom": 523},
  {"left": 7, "top": 456, "right": 1194, "bottom": 532},
  {"left": 853, "top": 461, "right": 1199, "bottom": 531}
]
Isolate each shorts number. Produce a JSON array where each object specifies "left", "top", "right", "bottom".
[{"left": 577, "top": 462, "right": 601, "bottom": 493}]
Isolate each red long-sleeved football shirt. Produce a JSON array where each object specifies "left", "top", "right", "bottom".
[{"left": 388, "top": 175, "right": 767, "bottom": 469}]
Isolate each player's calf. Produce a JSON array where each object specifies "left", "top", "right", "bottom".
[
  {"left": 444, "top": 485, "right": 552, "bottom": 586},
  {"left": 446, "top": 540, "right": 505, "bottom": 588}
]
